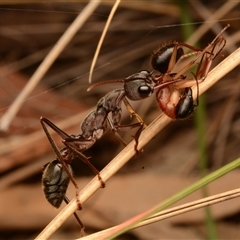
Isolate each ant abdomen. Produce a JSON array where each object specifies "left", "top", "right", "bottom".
[
  {"left": 151, "top": 43, "right": 184, "bottom": 74},
  {"left": 156, "top": 87, "right": 195, "bottom": 120},
  {"left": 175, "top": 88, "right": 195, "bottom": 119},
  {"left": 42, "top": 160, "right": 72, "bottom": 208}
]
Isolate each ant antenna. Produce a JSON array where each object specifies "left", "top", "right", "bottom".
[
  {"left": 87, "top": 79, "right": 124, "bottom": 91},
  {"left": 153, "top": 78, "right": 186, "bottom": 91}
]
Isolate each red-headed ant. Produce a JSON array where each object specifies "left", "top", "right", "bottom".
[{"left": 151, "top": 24, "right": 229, "bottom": 119}]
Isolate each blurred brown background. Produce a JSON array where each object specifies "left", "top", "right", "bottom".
[{"left": 0, "top": 1, "right": 240, "bottom": 239}]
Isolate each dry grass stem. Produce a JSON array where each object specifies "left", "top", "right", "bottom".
[
  {"left": 89, "top": 0, "right": 120, "bottom": 83},
  {"left": 79, "top": 188, "right": 240, "bottom": 240},
  {"left": 187, "top": 1, "right": 238, "bottom": 46},
  {"left": 137, "top": 188, "right": 240, "bottom": 228},
  {"left": 189, "top": 0, "right": 237, "bottom": 52},
  {"left": 36, "top": 47, "right": 240, "bottom": 239},
  {"left": 0, "top": 0, "right": 100, "bottom": 131},
  {"left": 102, "top": 1, "right": 179, "bottom": 17}
]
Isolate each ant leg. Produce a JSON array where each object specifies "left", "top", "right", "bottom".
[
  {"left": 172, "top": 49, "right": 216, "bottom": 88},
  {"left": 123, "top": 97, "right": 147, "bottom": 128},
  {"left": 63, "top": 140, "right": 105, "bottom": 188},
  {"left": 64, "top": 197, "right": 85, "bottom": 236},
  {"left": 40, "top": 117, "right": 82, "bottom": 209},
  {"left": 129, "top": 122, "right": 145, "bottom": 154},
  {"left": 120, "top": 122, "right": 144, "bottom": 154},
  {"left": 40, "top": 117, "right": 94, "bottom": 163},
  {"left": 41, "top": 117, "right": 70, "bottom": 140},
  {"left": 42, "top": 116, "right": 104, "bottom": 187},
  {"left": 173, "top": 38, "right": 225, "bottom": 81},
  {"left": 41, "top": 117, "right": 95, "bottom": 145},
  {"left": 107, "top": 116, "right": 144, "bottom": 154},
  {"left": 115, "top": 98, "right": 146, "bottom": 153},
  {"left": 194, "top": 35, "right": 226, "bottom": 79},
  {"left": 106, "top": 117, "right": 128, "bottom": 147},
  {"left": 178, "top": 25, "right": 228, "bottom": 63},
  {"left": 123, "top": 97, "right": 146, "bottom": 152},
  {"left": 167, "top": 42, "right": 181, "bottom": 73},
  {"left": 173, "top": 35, "right": 225, "bottom": 90},
  {"left": 173, "top": 53, "right": 204, "bottom": 80}
]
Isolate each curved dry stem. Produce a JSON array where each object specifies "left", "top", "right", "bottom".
[
  {"left": 0, "top": 0, "right": 101, "bottom": 132},
  {"left": 79, "top": 188, "right": 240, "bottom": 239},
  {"left": 89, "top": 0, "right": 120, "bottom": 84},
  {"left": 187, "top": 1, "right": 238, "bottom": 46},
  {"left": 102, "top": 1, "right": 179, "bottom": 17},
  {"left": 189, "top": 0, "right": 237, "bottom": 52},
  {"left": 35, "top": 47, "right": 240, "bottom": 239},
  {"left": 138, "top": 188, "right": 240, "bottom": 228}
]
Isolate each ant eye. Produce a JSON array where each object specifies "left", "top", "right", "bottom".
[
  {"left": 124, "top": 79, "right": 154, "bottom": 101},
  {"left": 138, "top": 85, "right": 152, "bottom": 96}
]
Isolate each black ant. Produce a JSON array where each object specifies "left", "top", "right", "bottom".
[{"left": 40, "top": 71, "right": 181, "bottom": 230}]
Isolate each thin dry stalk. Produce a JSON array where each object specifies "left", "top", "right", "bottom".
[
  {"left": 79, "top": 188, "right": 240, "bottom": 240},
  {"left": 189, "top": 0, "right": 237, "bottom": 52},
  {"left": 89, "top": 0, "right": 120, "bottom": 83},
  {"left": 102, "top": 1, "right": 179, "bottom": 17},
  {"left": 35, "top": 47, "right": 240, "bottom": 240},
  {"left": 140, "top": 189, "right": 240, "bottom": 227},
  {"left": 187, "top": 1, "right": 238, "bottom": 46},
  {"left": 0, "top": 0, "right": 101, "bottom": 131}
]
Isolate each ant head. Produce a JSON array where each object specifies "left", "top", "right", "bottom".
[
  {"left": 150, "top": 42, "right": 184, "bottom": 74},
  {"left": 123, "top": 70, "right": 155, "bottom": 101},
  {"left": 88, "top": 71, "right": 156, "bottom": 101}
]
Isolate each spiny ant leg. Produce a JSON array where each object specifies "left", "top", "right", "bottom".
[
  {"left": 41, "top": 117, "right": 70, "bottom": 140},
  {"left": 123, "top": 97, "right": 147, "bottom": 128},
  {"left": 106, "top": 116, "right": 128, "bottom": 147},
  {"left": 132, "top": 122, "right": 145, "bottom": 154},
  {"left": 107, "top": 116, "right": 144, "bottom": 155},
  {"left": 64, "top": 197, "right": 85, "bottom": 236},
  {"left": 174, "top": 34, "right": 225, "bottom": 90},
  {"left": 63, "top": 140, "right": 105, "bottom": 188},
  {"left": 122, "top": 97, "right": 146, "bottom": 153},
  {"left": 169, "top": 26, "right": 228, "bottom": 82},
  {"left": 120, "top": 122, "right": 144, "bottom": 155},
  {"left": 40, "top": 116, "right": 94, "bottom": 151},
  {"left": 40, "top": 117, "right": 82, "bottom": 209},
  {"left": 167, "top": 42, "right": 182, "bottom": 73}
]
